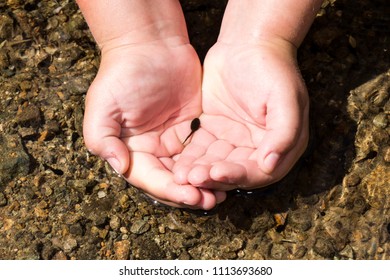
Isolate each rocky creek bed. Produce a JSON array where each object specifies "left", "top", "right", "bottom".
[{"left": 0, "top": 0, "right": 389, "bottom": 259}]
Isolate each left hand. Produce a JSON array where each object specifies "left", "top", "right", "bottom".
[{"left": 172, "top": 40, "right": 309, "bottom": 190}]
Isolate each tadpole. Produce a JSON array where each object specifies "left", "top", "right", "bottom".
[{"left": 182, "top": 118, "right": 200, "bottom": 144}]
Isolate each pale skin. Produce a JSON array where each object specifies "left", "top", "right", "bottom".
[{"left": 76, "top": 0, "right": 323, "bottom": 209}]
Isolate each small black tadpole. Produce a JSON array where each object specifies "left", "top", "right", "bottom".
[{"left": 182, "top": 118, "right": 200, "bottom": 144}]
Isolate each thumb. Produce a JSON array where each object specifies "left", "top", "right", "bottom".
[
  {"left": 85, "top": 133, "right": 130, "bottom": 175},
  {"left": 83, "top": 93, "right": 130, "bottom": 175},
  {"left": 257, "top": 97, "right": 308, "bottom": 175}
]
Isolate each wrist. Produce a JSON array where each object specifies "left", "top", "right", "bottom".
[
  {"left": 218, "top": 0, "right": 323, "bottom": 48},
  {"left": 76, "top": 0, "right": 189, "bottom": 49}
]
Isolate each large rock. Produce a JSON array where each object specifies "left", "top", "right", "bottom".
[{"left": 0, "top": 134, "right": 30, "bottom": 188}]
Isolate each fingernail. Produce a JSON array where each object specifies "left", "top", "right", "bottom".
[
  {"left": 264, "top": 152, "right": 281, "bottom": 173},
  {"left": 107, "top": 157, "right": 122, "bottom": 175}
]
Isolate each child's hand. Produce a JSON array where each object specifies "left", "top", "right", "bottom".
[{"left": 173, "top": 39, "right": 309, "bottom": 190}]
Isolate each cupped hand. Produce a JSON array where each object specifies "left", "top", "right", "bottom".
[
  {"left": 173, "top": 40, "right": 309, "bottom": 190},
  {"left": 83, "top": 40, "right": 226, "bottom": 209}
]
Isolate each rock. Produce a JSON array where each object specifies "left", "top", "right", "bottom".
[
  {"left": 373, "top": 113, "right": 388, "bottom": 128},
  {"left": 17, "top": 247, "right": 40, "bottom": 260},
  {"left": 0, "top": 134, "right": 30, "bottom": 186},
  {"left": 0, "top": 14, "right": 14, "bottom": 39},
  {"left": 314, "top": 237, "right": 336, "bottom": 258},
  {"left": 343, "top": 173, "right": 361, "bottom": 187},
  {"left": 63, "top": 238, "right": 78, "bottom": 253},
  {"left": 16, "top": 104, "right": 41, "bottom": 128},
  {"left": 130, "top": 219, "right": 150, "bottom": 235},
  {"left": 362, "top": 165, "right": 389, "bottom": 209},
  {"left": 109, "top": 215, "right": 121, "bottom": 230},
  {"left": 114, "top": 240, "right": 131, "bottom": 260},
  {"left": 270, "top": 244, "right": 288, "bottom": 259},
  {"left": 0, "top": 192, "right": 7, "bottom": 206},
  {"left": 289, "top": 209, "right": 312, "bottom": 231},
  {"left": 0, "top": 49, "right": 9, "bottom": 70},
  {"left": 82, "top": 198, "right": 113, "bottom": 226},
  {"left": 166, "top": 212, "right": 199, "bottom": 238},
  {"left": 52, "top": 251, "right": 67, "bottom": 260},
  {"left": 339, "top": 244, "right": 354, "bottom": 259},
  {"left": 97, "top": 190, "right": 106, "bottom": 198},
  {"left": 384, "top": 146, "right": 390, "bottom": 163},
  {"left": 292, "top": 246, "right": 308, "bottom": 259},
  {"left": 119, "top": 194, "right": 131, "bottom": 209},
  {"left": 69, "top": 223, "right": 83, "bottom": 236},
  {"left": 223, "top": 237, "right": 244, "bottom": 253},
  {"left": 67, "top": 179, "right": 96, "bottom": 195}
]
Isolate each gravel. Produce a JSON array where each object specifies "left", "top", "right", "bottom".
[{"left": 0, "top": 0, "right": 389, "bottom": 260}]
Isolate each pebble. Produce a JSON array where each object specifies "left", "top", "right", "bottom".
[
  {"left": 252, "top": 212, "right": 273, "bottom": 230},
  {"left": 52, "top": 251, "right": 67, "bottom": 260},
  {"left": 67, "top": 179, "right": 96, "bottom": 195},
  {"left": 373, "top": 113, "right": 388, "bottom": 128},
  {"left": 343, "top": 173, "right": 361, "bottom": 187},
  {"left": 352, "top": 196, "right": 368, "bottom": 214},
  {"left": 0, "top": 49, "right": 9, "bottom": 70},
  {"left": 114, "top": 240, "right": 131, "bottom": 260},
  {"left": 69, "top": 223, "right": 83, "bottom": 236},
  {"left": 0, "top": 14, "right": 14, "bottom": 39},
  {"left": 130, "top": 219, "right": 150, "bottom": 235},
  {"left": 119, "top": 194, "right": 131, "bottom": 209},
  {"left": 109, "top": 215, "right": 121, "bottom": 230},
  {"left": 270, "top": 244, "right": 288, "bottom": 259},
  {"left": 288, "top": 209, "right": 312, "bottom": 231},
  {"left": 292, "top": 246, "right": 308, "bottom": 259},
  {"left": 16, "top": 104, "right": 41, "bottom": 128},
  {"left": 0, "top": 192, "right": 7, "bottom": 207},
  {"left": 63, "top": 238, "right": 78, "bottom": 253},
  {"left": 383, "top": 146, "right": 390, "bottom": 163},
  {"left": 225, "top": 237, "right": 244, "bottom": 252},
  {"left": 67, "top": 76, "right": 90, "bottom": 95},
  {"left": 314, "top": 237, "right": 336, "bottom": 258},
  {"left": 339, "top": 244, "right": 354, "bottom": 259},
  {"left": 166, "top": 213, "right": 199, "bottom": 238},
  {"left": 0, "top": 134, "right": 30, "bottom": 185},
  {"left": 97, "top": 190, "right": 106, "bottom": 198},
  {"left": 121, "top": 234, "right": 129, "bottom": 240},
  {"left": 119, "top": 227, "right": 128, "bottom": 234}
]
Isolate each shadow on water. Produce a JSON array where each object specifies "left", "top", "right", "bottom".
[{"left": 179, "top": 0, "right": 389, "bottom": 231}]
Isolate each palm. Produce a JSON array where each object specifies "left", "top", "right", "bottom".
[
  {"left": 83, "top": 43, "right": 223, "bottom": 208},
  {"left": 173, "top": 42, "right": 309, "bottom": 190}
]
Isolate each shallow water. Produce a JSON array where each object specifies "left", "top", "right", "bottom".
[{"left": 0, "top": 0, "right": 389, "bottom": 259}]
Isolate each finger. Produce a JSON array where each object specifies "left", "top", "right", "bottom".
[
  {"left": 173, "top": 151, "right": 203, "bottom": 185},
  {"left": 214, "top": 190, "right": 227, "bottom": 204},
  {"left": 187, "top": 164, "right": 212, "bottom": 186},
  {"left": 172, "top": 129, "right": 215, "bottom": 184},
  {"left": 260, "top": 121, "right": 309, "bottom": 180},
  {"left": 211, "top": 160, "right": 276, "bottom": 189},
  {"left": 125, "top": 152, "right": 208, "bottom": 207},
  {"left": 159, "top": 157, "right": 175, "bottom": 171},
  {"left": 209, "top": 161, "right": 247, "bottom": 185},
  {"left": 145, "top": 188, "right": 225, "bottom": 210},
  {"left": 123, "top": 120, "right": 195, "bottom": 157},
  {"left": 83, "top": 93, "right": 130, "bottom": 175},
  {"left": 257, "top": 93, "right": 309, "bottom": 174},
  {"left": 194, "top": 140, "right": 235, "bottom": 164},
  {"left": 208, "top": 147, "right": 275, "bottom": 188},
  {"left": 197, "top": 188, "right": 223, "bottom": 210}
]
